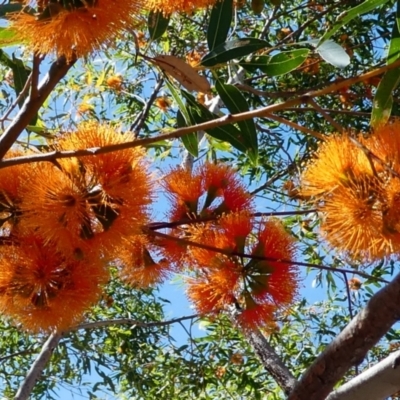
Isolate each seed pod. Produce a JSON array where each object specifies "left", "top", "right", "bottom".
[{"left": 251, "top": 0, "right": 264, "bottom": 14}]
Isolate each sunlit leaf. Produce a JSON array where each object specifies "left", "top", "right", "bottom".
[
  {"left": 207, "top": 0, "right": 233, "bottom": 51},
  {"left": 261, "top": 49, "right": 310, "bottom": 76},
  {"left": 215, "top": 80, "right": 258, "bottom": 165},
  {"left": 201, "top": 38, "right": 269, "bottom": 67},
  {"left": 318, "top": 0, "right": 391, "bottom": 45},
  {"left": 371, "top": 1, "right": 400, "bottom": 127},
  {"left": 148, "top": 10, "right": 170, "bottom": 42}
]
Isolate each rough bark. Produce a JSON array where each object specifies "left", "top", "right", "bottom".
[
  {"left": 288, "top": 271, "right": 400, "bottom": 400},
  {"left": 326, "top": 350, "right": 400, "bottom": 400}
]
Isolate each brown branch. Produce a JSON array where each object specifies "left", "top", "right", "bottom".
[
  {"left": 146, "top": 230, "right": 389, "bottom": 283},
  {"left": 0, "top": 56, "right": 76, "bottom": 160},
  {"left": 146, "top": 209, "right": 317, "bottom": 230},
  {"left": 1, "top": 59, "right": 400, "bottom": 168},
  {"left": 14, "top": 332, "right": 62, "bottom": 400},
  {"left": 288, "top": 270, "right": 400, "bottom": 400},
  {"left": 235, "top": 314, "right": 297, "bottom": 395},
  {"left": 69, "top": 314, "right": 199, "bottom": 333},
  {"left": 263, "top": 112, "right": 326, "bottom": 140}
]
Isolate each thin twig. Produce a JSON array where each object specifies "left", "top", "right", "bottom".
[
  {"left": 0, "top": 73, "right": 32, "bottom": 129},
  {"left": 130, "top": 77, "right": 164, "bottom": 137},
  {"left": 0, "top": 56, "right": 76, "bottom": 160},
  {"left": 307, "top": 98, "right": 345, "bottom": 133},
  {"left": 69, "top": 314, "right": 199, "bottom": 333},
  {"left": 146, "top": 230, "right": 389, "bottom": 284}
]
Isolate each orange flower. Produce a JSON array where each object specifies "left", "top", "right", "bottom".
[
  {"left": 55, "top": 122, "right": 154, "bottom": 256},
  {"left": 246, "top": 219, "right": 298, "bottom": 304},
  {"left": 106, "top": 74, "right": 124, "bottom": 91},
  {"left": 348, "top": 277, "right": 362, "bottom": 291},
  {"left": 11, "top": 0, "right": 145, "bottom": 60},
  {"left": 320, "top": 180, "right": 390, "bottom": 260},
  {"left": 237, "top": 294, "right": 275, "bottom": 329},
  {"left": 0, "top": 150, "right": 33, "bottom": 236},
  {"left": 0, "top": 235, "right": 108, "bottom": 332},
  {"left": 163, "top": 167, "right": 203, "bottom": 220},
  {"left": 148, "top": 0, "right": 217, "bottom": 15},
  {"left": 186, "top": 223, "right": 234, "bottom": 267},
  {"left": 155, "top": 96, "right": 172, "bottom": 112},
  {"left": 118, "top": 234, "right": 174, "bottom": 288},
  {"left": 186, "top": 262, "right": 240, "bottom": 314},
  {"left": 201, "top": 163, "right": 253, "bottom": 214},
  {"left": 218, "top": 211, "right": 253, "bottom": 253},
  {"left": 20, "top": 161, "right": 96, "bottom": 255},
  {"left": 364, "top": 120, "right": 400, "bottom": 175},
  {"left": 300, "top": 134, "right": 373, "bottom": 198}
]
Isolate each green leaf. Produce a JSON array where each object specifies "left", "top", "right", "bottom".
[
  {"left": 318, "top": 0, "right": 391, "bottom": 45},
  {"left": 0, "top": 28, "right": 21, "bottom": 47},
  {"left": 166, "top": 79, "right": 198, "bottom": 157},
  {"left": 0, "top": 50, "right": 32, "bottom": 111},
  {"left": 261, "top": 49, "right": 310, "bottom": 76},
  {"left": 215, "top": 80, "right": 258, "bottom": 165},
  {"left": 201, "top": 38, "right": 269, "bottom": 67},
  {"left": 181, "top": 90, "right": 249, "bottom": 155},
  {"left": 371, "top": 0, "right": 400, "bottom": 127},
  {"left": 177, "top": 110, "right": 199, "bottom": 157},
  {"left": 207, "top": 0, "right": 233, "bottom": 51},
  {"left": 309, "top": 39, "right": 350, "bottom": 68},
  {"left": 148, "top": 10, "right": 170, "bottom": 42}
]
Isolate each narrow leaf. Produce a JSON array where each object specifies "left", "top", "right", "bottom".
[
  {"left": 152, "top": 55, "right": 211, "bottom": 92},
  {"left": 0, "top": 27, "right": 21, "bottom": 47},
  {"left": 371, "top": 0, "right": 400, "bottom": 127},
  {"left": 207, "top": 0, "right": 233, "bottom": 51},
  {"left": 215, "top": 80, "right": 258, "bottom": 164},
  {"left": 166, "top": 80, "right": 199, "bottom": 156},
  {"left": 201, "top": 38, "right": 269, "bottom": 67},
  {"left": 318, "top": 0, "right": 391, "bottom": 45},
  {"left": 262, "top": 49, "right": 310, "bottom": 76},
  {"left": 148, "top": 10, "right": 170, "bottom": 42},
  {"left": 309, "top": 39, "right": 350, "bottom": 68},
  {"left": 177, "top": 110, "right": 199, "bottom": 157},
  {"left": 182, "top": 90, "right": 248, "bottom": 154}
]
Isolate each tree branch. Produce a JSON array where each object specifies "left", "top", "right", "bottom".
[
  {"left": 14, "top": 332, "right": 62, "bottom": 400},
  {"left": 288, "top": 272, "right": 400, "bottom": 400},
  {"left": 326, "top": 350, "right": 400, "bottom": 400},
  {"left": 239, "top": 323, "right": 297, "bottom": 395},
  {"left": 69, "top": 314, "right": 199, "bottom": 332},
  {"left": 0, "top": 56, "right": 76, "bottom": 159}
]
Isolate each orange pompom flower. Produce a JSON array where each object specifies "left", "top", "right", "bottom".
[
  {"left": 300, "top": 134, "right": 373, "bottom": 198},
  {"left": 184, "top": 213, "right": 299, "bottom": 330},
  {"left": 163, "top": 163, "right": 253, "bottom": 222},
  {"left": 0, "top": 235, "right": 108, "bottom": 333},
  {"left": 186, "top": 260, "right": 241, "bottom": 314},
  {"left": 20, "top": 160, "right": 96, "bottom": 255},
  {"left": 117, "top": 234, "right": 174, "bottom": 288},
  {"left": 54, "top": 122, "right": 154, "bottom": 256},
  {"left": 148, "top": 0, "right": 217, "bottom": 15},
  {"left": 0, "top": 150, "right": 34, "bottom": 237},
  {"left": 11, "top": 0, "right": 145, "bottom": 60}
]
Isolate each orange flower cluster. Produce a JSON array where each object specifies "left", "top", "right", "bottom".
[
  {"left": 153, "top": 164, "right": 299, "bottom": 329},
  {"left": 0, "top": 122, "right": 153, "bottom": 332},
  {"left": 148, "top": 0, "right": 217, "bottom": 15},
  {"left": 10, "top": 0, "right": 144, "bottom": 60},
  {"left": 300, "top": 121, "right": 400, "bottom": 261},
  {"left": 186, "top": 214, "right": 299, "bottom": 329}
]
